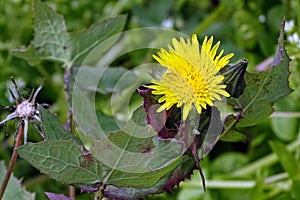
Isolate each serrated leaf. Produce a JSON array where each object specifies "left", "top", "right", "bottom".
[
  {"left": 12, "top": 1, "right": 126, "bottom": 69},
  {"left": 17, "top": 138, "right": 184, "bottom": 191},
  {"left": 40, "top": 107, "right": 74, "bottom": 140},
  {"left": 103, "top": 157, "right": 195, "bottom": 200},
  {"left": 234, "top": 20, "right": 292, "bottom": 127},
  {"left": 0, "top": 161, "right": 35, "bottom": 200},
  {"left": 17, "top": 140, "right": 109, "bottom": 184},
  {"left": 12, "top": 0, "right": 71, "bottom": 66},
  {"left": 33, "top": 0, "right": 71, "bottom": 61}
]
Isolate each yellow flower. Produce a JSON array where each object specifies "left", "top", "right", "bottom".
[{"left": 147, "top": 34, "right": 234, "bottom": 120}]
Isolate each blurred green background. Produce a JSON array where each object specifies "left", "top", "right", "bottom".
[{"left": 0, "top": 0, "right": 299, "bottom": 199}]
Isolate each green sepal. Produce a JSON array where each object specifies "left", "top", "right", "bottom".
[{"left": 220, "top": 59, "right": 248, "bottom": 98}]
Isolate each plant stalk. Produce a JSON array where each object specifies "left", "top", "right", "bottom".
[
  {"left": 0, "top": 124, "right": 24, "bottom": 199},
  {"left": 64, "top": 68, "right": 76, "bottom": 198},
  {"left": 230, "top": 138, "right": 300, "bottom": 177},
  {"left": 67, "top": 185, "right": 76, "bottom": 199}
]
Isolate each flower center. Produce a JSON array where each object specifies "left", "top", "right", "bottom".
[{"left": 16, "top": 101, "right": 36, "bottom": 118}]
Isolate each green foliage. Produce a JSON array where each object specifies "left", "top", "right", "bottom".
[
  {"left": 12, "top": 0, "right": 126, "bottom": 69},
  {"left": 17, "top": 140, "right": 104, "bottom": 185},
  {"left": 232, "top": 23, "right": 291, "bottom": 127},
  {"left": 0, "top": 0, "right": 299, "bottom": 199},
  {"left": 40, "top": 107, "right": 74, "bottom": 140},
  {"left": 269, "top": 141, "right": 300, "bottom": 199}
]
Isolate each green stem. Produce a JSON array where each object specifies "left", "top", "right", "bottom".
[
  {"left": 266, "top": 182, "right": 290, "bottom": 199},
  {"left": 184, "top": 180, "right": 255, "bottom": 189},
  {"left": 0, "top": 125, "right": 24, "bottom": 199},
  {"left": 264, "top": 172, "right": 288, "bottom": 184},
  {"left": 271, "top": 111, "right": 300, "bottom": 118},
  {"left": 183, "top": 172, "right": 289, "bottom": 190},
  {"left": 230, "top": 139, "right": 300, "bottom": 177}
]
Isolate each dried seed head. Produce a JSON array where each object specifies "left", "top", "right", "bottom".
[
  {"left": 0, "top": 78, "right": 45, "bottom": 143},
  {"left": 16, "top": 100, "right": 36, "bottom": 118}
]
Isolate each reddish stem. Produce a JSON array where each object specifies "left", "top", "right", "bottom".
[{"left": 0, "top": 124, "right": 24, "bottom": 199}]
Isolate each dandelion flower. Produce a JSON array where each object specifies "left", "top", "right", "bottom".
[{"left": 148, "top": 34, "right": 234, "bottom": 120}]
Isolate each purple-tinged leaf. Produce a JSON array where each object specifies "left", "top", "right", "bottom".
[
  {"left": 162, "top": 158, "right": 196, "bottom": 192},
  {"left": 103, "top": 156, "right": 196, "bottom": 200},
  {"left": 138, "top": 87, "right": 180, "bottom": 139},
  {"left": 137, "top": 87, "right": 164, "bottom": 127}
]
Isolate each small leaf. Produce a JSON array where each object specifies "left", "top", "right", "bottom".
[
  {"left": 221, "top": 115, "right": 247, "bottom": 142},
  {"left": 13, "top": 0, "right": 71, "bottom": 66},
  {"left": 0, "top": 161, "right": 35, "bottom": 200},
  {"left": 40, "top": 107, "right": 74, "bottom": 140},
  {"left": 271, "top": 117, "right": 298, "bottom": 141},
  {"left": 211, "top": 152, "right": 248, "bottom": 174},
  {"left": 33, "top": 0, "right": 71, "bottom": 62},
  {"left": 220, "top": 130, "right": 246, "bottom": 142}
]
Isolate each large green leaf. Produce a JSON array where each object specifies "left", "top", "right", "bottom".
[
  {"left": 17, "top": 140, "right": 108, "bottom": 184},
  {"left": 103, "top": 157, "right": 195, "bottom": 200},
  {"left": 0, "top": 161, "right": 35, "bottom": 200},
  {"left": 107, "top": 156, "right": 184, "bottom": 188},
  {"left": 18, "top": 107, "right": 187, "bottom": 189},
  {"left": 17, "top": 139, "right": 184, "bottom": 189},
  {"left": 233, "top": 21, "right": 292, "bottom": 127}
]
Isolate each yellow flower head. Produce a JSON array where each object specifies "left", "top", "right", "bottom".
[{"left": 148, "top": 34, "right": 234, "bottom": 120}]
